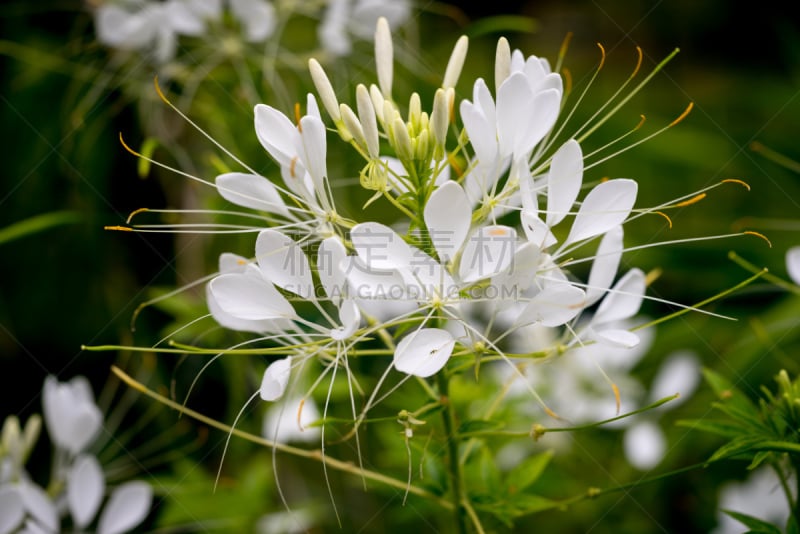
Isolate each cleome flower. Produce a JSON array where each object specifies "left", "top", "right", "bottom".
[
  {"left": 0, "top": 376, "right": 152, "bottom": 534},
  {"left": 102, "top": 15, "right": 767, "bottom": 500}
]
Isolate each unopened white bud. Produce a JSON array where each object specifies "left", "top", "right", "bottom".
[
  {"left": 356, "top": 84, "right": 380, "bottom": 158},
  {"left": 495, "top": 37, "right": 511, "bottom": 93},
  {"left": 370, "top": 84, "right": 386, "bottom": 124},
  {"left": 408, "top": 92, "right": 421, "bottom": 128},
  {"left": 392, "top": 117, "right": 413, "bottom": 161},
  {"left": 340, "top": 103, "right": 366, "bottom": 148},
  {"left": 430, "top": 88, "right": 449, "bottom": 150},
  {"left": 308, "top": 58, "right": 341, "bottom": 122},
  {"left": 375, "top": 17, "right": 393, "bottom": 98},
  {"left": 443, "top": 35, "right": 469, "bottom": 89}
]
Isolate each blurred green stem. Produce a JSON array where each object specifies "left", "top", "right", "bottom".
[{"left": 437, "top": 372, "right": 468, "bottom": 534}]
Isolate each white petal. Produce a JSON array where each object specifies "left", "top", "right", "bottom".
[
  {"left": 216, "top": 172, "right": 289, "bottom": 217},
  {"left": 593, "top": 268, "right": 645, "bottom": 325},
  {"left": 68, "top": 454, "right": 105, "bottom": 528},
  {"left": 254, "top": 104, "right": 300, "bottom": 167},
  {"left": 262, "top": 397, "right": 321, "bottom": 444},
  {"left": 20, "top": 482, "right": 57, "bottom": 532},
  {"left": 586, "top": 225, "right": 624, "bottom": 305},
  {"left": 256, "top": 230, "right": 313, "bottom": 298},
  {"left": 330, "top": 300, "right": 361, "bottom": 340},
  {"left": 787, "top": 246, "right": 800, "bottom": 285},
  {"left": 520, "top": 283, "right": 585, "bottom": 327},
  {"left": 459, "top": 225, "right": 517, "bottom": 283},
  {"left": 649, "top": 351, "right": 700, "bottom": 407},
  {"left": 473, "top": 78, "right": 496, "bottom": 131},
  {"left": 297, "top": 115, "right": 328, "bottom": 200},
  {"left": 521, "top": 211, "right": 556, "bottom": 249},
  {"left": 459, "top": 99, "right": 496, "bottom": 166},
  {"left": 546, "top": 139, "right": 583, "bottom": 227},
  {"left": 260, "top": 357, "right": 292, "bottom": 401},
  {"left": 94, "top": 6, "right": 154, "bottom": 49},
  {"left": 230, "top": 0, "right": 275, "bottom": 41},
  {"left": 424, "top": 181, "right": 471, "bottom": 262},
  {"left": 340, "top": 256, "right": 410, "bottom": 300},
  {"left": 594, "top": 328, "right": 640, "bottom": 348},
  {"left": 624, "top": 421, "right": 666, "bottom": 470},
  {"left": 351, "top": 222, "right": 414, "bottom": 270},
  {"left": 318, "top": 236, "right": 347, "bottom": 304},
  {"left": 496, "top": 72, "right": 532, "bottom": 159},
  {"left": 565, "top": 179, "right": 637, "bottom": 245},
  {"left": 519, "top": 175, "right": 538, "bottom": 214},
  {"left": 165, "top": 0, "right": 207, "bottom": 36},
  {"left": 0, "top": 486, "right": 24, "bottom": 534},
  {"left": 97, "top": 481, "right": 152, "bottom": 534},
  {"left": 394, "top": 328, "right": 455, "bottom": 377},
  {"left": 218, "top": 252, "right": 249, "bottom": 274},
  {"left": 516, "top": 88, "right": 561, "bottom": 157},
  {"left": 209, "top": 272, "right": 295, "bottom": 320},
  {"left": 206, "top": 283, "right": 280, "bottom": 334},
  {"left": 42, "top": 376, "right": 102, "bottom": 454}
]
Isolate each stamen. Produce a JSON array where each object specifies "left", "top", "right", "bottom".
[
  {"left": 126, "top": 207, "right": 149, "bottom": 224},
  {"left": 153, "top": 75, "right": 172, "bottom": 106},
  {"left": 722, "top": 178, "right": 751, "bottom": 191},
  {"left": 674, "top": 193, "right": 706, "bottom": 208},
  {"left": 612, "top": 383, "right": 621, "bottom": 415},
  {"left": 744, "top": 230, "right": 772, "bottom": 248},
  {"left": 104, "top": 225, "right": 132, "bottom": 232},
  {"left": 294, "top": 102, "right": 302, "bottom": 131},
  {"left": 289, "top": 156, "right": 298, "bottom": 178},
  {"left": 653, "top": 211, "right": 673, "bottom": 228},
  {"left": 562, "top": 67, "right": 573, "bottom": 96},
  {"left": 596, "top": 43, "right": 606, "bottom": 70},
  {"left": 297, "top": 398, "right": 306, "bottom": 431},
  {"left": 631, "top": 47, "right": 643, "bottom": 79},
  {"left": 668, "top": 102, "right": 693, "bottom": 127},
  {"left": 555, "top": 32, "right": 573, "bottom": 73}
]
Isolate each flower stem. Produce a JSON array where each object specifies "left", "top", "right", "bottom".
[{"left": 437, "top": 372, "right": 468, "bottom": 534}]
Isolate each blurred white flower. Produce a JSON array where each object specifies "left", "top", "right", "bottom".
[
  {"left": 786, "top": 246, "right": 800, "bottom": 285},
  {"left": 319, "top": 0, "right": 411, "bottom": 57},
  {"left": 263, "top": 397, "right": 321, "bottom": 444},
  {"left": 713, "top": 467, "right": 791, "bottom": 534}
]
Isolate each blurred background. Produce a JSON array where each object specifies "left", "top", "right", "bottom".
[{"left": 1, "top": 1, "right": 799, "bottom": 532}]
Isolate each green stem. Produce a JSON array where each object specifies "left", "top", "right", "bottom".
[{"left": 437, "top": 372, "right": 468, "bottom": 534}]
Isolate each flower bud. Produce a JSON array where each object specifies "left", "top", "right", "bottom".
[
  {"left": 308, "top": 58, "right": 340, "bottom": 122},
  {"left": 443, "top": 35, "right": 468, "bottom": 89}
]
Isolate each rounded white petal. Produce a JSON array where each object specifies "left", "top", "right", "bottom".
[
  {"left": 164, "top": 0, "right": 206, "bottom": 36},
  {"left": 216, "top": 172, "right": 289, "bottom": 217},
  {"left": 624, "top": 421, "right": 666, "bottom": 470},
  {"left": 546, "top": 139, "right": 583, "bottom": 227},
  {"left": 594, "top": 328, "right": 640, "bottom": 349},
  {"left": 256, "top": 230, "right": 313, "bottom": 298},
  {"left": 424, "top": 181, "right": 471, "bottom": 262},
  {"left": 520, "top": 283, "right": 585, "bottom": 327},
  {"left": 593, "top": 268, "right": 645, "bottom": 325},
  {"left": 94, "top": 6, "right": 155, "bottom": 49},
  {"left": 516, "top": 88, "right": 560, "bottom": 157},
  {"left": 521, "top": 210, "right": 557, "bottom": 249},
  {"left": 566, "top": 179, "right": 637, "bottom": 245},
  {"left": 260, "top": 357, "right": 292, "bottom": 401},
  {"left": 787, "top": 246, "right": 800, "bottom": 285},
  {"left": 0, "top": 485, "right": 24, "bottom": 534},
  {"left": 649, "top": 351, "right": 700, "bottom": 407},
  {"left": 68, "top": 454, "right": 105, "bottom": 528},
  {"left": 394, "top": 328, "right": 455, "bottom": 377},
  {"left": 351, "top": 222, "right": 414, "bottom": 270},
  {"left": 254, "top": 104, "right": 300, "bottom": 168},
  {"left": 262, "top": 397, "right": 321, "bottom": 444},
  {"left": 218, "top": 252, "right": 249, "bottom": 274},
  {"left": 20, "top": 482, "right": 57, "bottom": 532},
  {"left": 459, "top": 225, "right": 517, "bottom": 283},
  {"left": 297, "top": 115, "right": 328, "bottom": 199},
  {"left": 330, "top": 300, "right": 361, "bottom": 340},
  {"left": 209, "top": 272, "right": 295, "bottom": 320},
  {"left": 97, "top": 481, "right": 152, "bottom": 534},
  {"left": 586, "top": 226, "right": 624, "bottom": 305},
  {"left": 318, "top": 236, "right": 347, "bottom": 304},
  {"left": 42, "top": 376, "right": 102, "bottom": 454},
  {"left": 496, "top": 72, "right": 532, "bottom": 159},
  {"left": 230, "top": 0, "right": 275, "bottom": 41},
  {"left": 206, "top": 283, "right": 283, "bottom": 334},
  {"left": 459, "top": 99, "right": 496, "bottom": 166}
]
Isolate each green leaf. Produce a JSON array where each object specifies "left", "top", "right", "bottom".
[
  {"left": 722, "top": 509, "right": 782, "bottom": 534},
  {"left": 747, "top": 450, "right": 773, "bottom": 470},
  {"left": 508, "top": 494, "right": 560, "bottom": 516},
  {"left": 457, "top": 419, "right": 505, "bottom": 435},
  {"left": 465, "top": 15, "right": 540, "bottom": 38},
  {"left": 709, "top": 435, "right": 773, "bottom": 463},
  {"left": 787, "top": 514, "right": 800, "bottom": 534},
  {"left": 676, "top": 418, "right": 748, "bottom": 438},
  {"left": 0, "top": 211, "right": 80, "bottom": 246},
  {"left": 137, "top": 137, "right": 159, "bottom": 178},
  {"left": 703, "top": 368, "right": 758, "bottom": 414},
  {"left": 505, "top": 450, "right": 554, "bottom": 494}
]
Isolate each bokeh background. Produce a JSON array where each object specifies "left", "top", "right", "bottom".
[{"left": 2, "top": 1, "right": 799, "bottom": 532}]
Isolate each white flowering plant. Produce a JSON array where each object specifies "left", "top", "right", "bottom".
[{"left": 76, "top": 11, "right": 778, "bottom": 533}]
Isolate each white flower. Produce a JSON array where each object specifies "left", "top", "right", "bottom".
[
  {"left": 786, "top": 246, "right": 800, "bottom": 285},
  {"left": 263, "top": 397, "right": 321, "bottom": 444},
  {"left": 713, "top": 467, "right": 791, "bottom": 534},
  {"left": 318, "top": 0, "right": 411, "bottom": 58},
  {"left": 42, "top": 375, "right": 102, "bottom": 455}
]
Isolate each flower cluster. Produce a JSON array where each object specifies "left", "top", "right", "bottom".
[
  {"left": 167, "top": 17, "right": 697, "bottom": 422},
  {"left": 0, "top": 376, "right": 151, "bottom": 534},
  {"left": 91, "top": 0, "right": 410, "bottom": 64}
]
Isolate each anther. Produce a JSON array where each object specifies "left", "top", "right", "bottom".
[
  {"left": 674, "top": 192, "right": 706, "bottom": 208},
  {"left": 104, "top": 225, "right": 133, "bottom": 232},
  {"left": 722, "top": 178, "right": 751, "bottom": 191},
  {"left": 653, "top": 211, "right": 673, "bottom": 228},
  {"left": 126, "top": 208, "right": 149, "bottom": 224},
  {"left": 668, "top": 102, "right": 694, "bottom": 128},
  {"left": 297, "top": 398, "right": 306, "bottom": 431},
  {"left": 744, "top": 230, "right": 772, "bottom": 248}
]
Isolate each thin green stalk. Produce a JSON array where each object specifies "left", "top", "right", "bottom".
[
  {"left": 437, "top": 372, "right": 468, "bottom": 534},
  {"left": 111, "top": 366, "right": 454, "bottom": 510}
]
